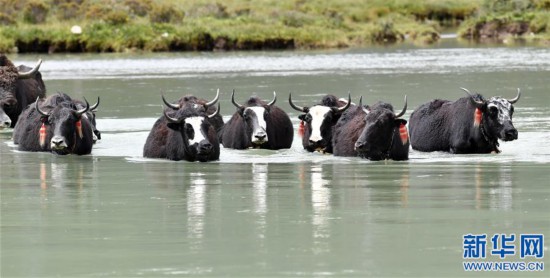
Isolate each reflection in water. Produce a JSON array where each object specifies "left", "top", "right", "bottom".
[
  {"left": 252, "top": 163, "right": 268, "bottom": 244},
  {"left": 400, "top": 169, "right": 410, "bottom": 208},
  {"left": 489, "top": 165, "right": 513, "bottom": 211},
  {"left": 311, "top": 164, "right": 331, "bottom": 254},
  {"left": 187, "top": 172, "right": 206, "bottom": 241}
]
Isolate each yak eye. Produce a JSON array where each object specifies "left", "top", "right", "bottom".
[{"left": 185, "top": 123, "right": 194, "bottom": 137}]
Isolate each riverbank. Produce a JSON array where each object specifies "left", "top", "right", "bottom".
[{"left": 1, "top": 0, "right": 548, "bottom": 53}]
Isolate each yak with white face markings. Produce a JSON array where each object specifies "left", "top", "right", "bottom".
[
  {"left": 221, "top": 90, "right": 293, "bottom": 150},
  {"left": 161, "top": 89, "right": 224, "bottom": 133},
  {"left": 0, "top": 55, "right": 45, "bottom": 129},
  {"left": 333, "top": 96, "right": 409, "bottom": 161},
  {"left": 14, "top": 94, "right": 97, "bottom": 155},
  {"left": 289, "top": 94, "right": 351, "bottom": 153},
  {"left": 408, "top": 88, "right": 520, "bottom": 154},
  {"left": 143, "top": 101, "right": 221, "bottom": 162}
]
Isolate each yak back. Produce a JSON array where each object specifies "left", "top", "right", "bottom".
[{"left": 332, "top": 104, "right": 365, "bottom": 157}]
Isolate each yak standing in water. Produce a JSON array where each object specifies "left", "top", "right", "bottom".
[
  {"left": 14, "top": 94, "right": 97, "bottom": 155},
  {"left": 161, "top": 89, "right": 224, "bottom": 133},
  {"left": 0, "top": 55, "right": 45, "bottom": 129},
  {"left": 408, "top": 88, "right": 520, "bottom": 154},
  {"left": 221, "top": 90, "right": 293, "bottom": 150},
  {"left": 289, "top": 93, "right": 351, "bottom": 153},
  {"left": 333, "top": 96, "right": 409, "bottom": 160},
  {"left": 143, "top": 100, "right": 221, "bottom": 162}
]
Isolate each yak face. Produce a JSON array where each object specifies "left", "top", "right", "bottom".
[
  {"left": 355, "top": 98, "right": 408, "bottom": 161},
  {"left": 462, "top": 88, "right": 520, "bottom": 143},
  {"left": 299, "top": 105, "right": 337, "bottom": 152},
  {"left": 167, "top": 116, "right": 214, "bottom": 162},
  {"left": 290, "top": 93, "right": 352, "bottom": 153},
  {"left": 355, "top": 108, "right": 406, "bottom": 161},
  {"left": 483, "top": 97, "right": 518, "bottom": 142},
  {"left": 43, "top": 106, "right": 86, "bottom": 155},
  {"left": 0, "top": 105, "right": 12, "bottom": 129},
  {"left": 241, "top": 106, "right": 269, "bottom": 146}
]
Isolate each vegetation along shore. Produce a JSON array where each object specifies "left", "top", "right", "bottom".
[{"left": 1, "top": 0, "right": 549, "bottom": 53}]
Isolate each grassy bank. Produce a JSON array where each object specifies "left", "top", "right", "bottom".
[{"left": 0, "top": 0, "right": 548, "bottom": 53}]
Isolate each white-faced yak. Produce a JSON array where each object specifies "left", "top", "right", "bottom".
[
  {"left": 221, "top": 90, "right": 293, "bottom": 150},
  {"left": 289, "top": 93, "right": 351, "bottom": 154},
  {"left": 143, "top": 101, "right": 221, "bottom": 162}
]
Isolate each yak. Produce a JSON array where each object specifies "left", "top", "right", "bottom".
[
  {"left": 333, "top": 96, "right": 409, "bottom": 161},
  {"left": 221, "top": 90, "right": 293, "bottom": 150},
  {"left": 161, "top": 89, "right": 223, "bottom": 133},
  {"left": 0, "top": 55, "right": 45, "bottom": 129},
  {"left": 289, "top": 93, "right": 351, "bottom": 153},
  {"left": 14, "top": 94, "right": 96, "bottom": 155},
  {"left": 143, "top": 102, "right": 221, "bottom": 162},
  {"left": 408, "top": 88, "right": 520, "bottom": 154}
]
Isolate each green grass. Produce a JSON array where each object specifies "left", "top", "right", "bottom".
[{"left": 0, "top": 0, "right": 548, "bottom": 53}]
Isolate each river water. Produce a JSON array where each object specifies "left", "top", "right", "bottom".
[{"left": 1, "top": 42, "right": 549, "bottom": 276}]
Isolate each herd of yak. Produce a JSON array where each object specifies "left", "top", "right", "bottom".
[{"left": 1, "top": 55, "right": 521, "bottom": 162}]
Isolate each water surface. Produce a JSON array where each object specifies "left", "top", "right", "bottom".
[{"left": 1, "top": 44, "right": 549, "bottom": 276}]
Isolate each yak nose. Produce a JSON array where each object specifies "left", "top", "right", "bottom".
[
  {"left": 504, "top": 128, "right": 518, "bottom": 141},
  {"left": 200, "top": 141, "right": 212, "bottom": 152},
  {"left": 51, "top": 136, "right": 66, "bottom": 148},
  {"left": 255, "top": 132, "right": 266, "bottom": 141},
  {"left": 0, "top": 121, "right": 11, "bottom": 128},
  {"left": 354, "top": 141, "right": 365, "bottom": 150}
]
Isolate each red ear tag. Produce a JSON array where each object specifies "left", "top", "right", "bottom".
[
  {"left": 39, "top": 123, "right": 47, "bottom": 148},
  {"left": 76, "top": 120, "right": 83, "bottom": 139},
  {"left": 474, "top": 108, "right": 482, "bottom": 128},
  {"left": 298, "top": 121, "right": 305, "bottom": 138},
  {"left": 399, "top": 124, "right": 408, "bottom": 145}
]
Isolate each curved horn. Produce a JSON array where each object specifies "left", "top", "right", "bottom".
[
  {"left": 18, "top": 59, "right": 42, "bottom": 79},
  {"left": 461, "top": 87, "right": 485, "bottom": 109},
  {"left": 267, "top": 91, "right": 277, "bottom": 106},
  {"left": 90, "top": 96, "right": 100, "bottom": 112},
  {"left": 204, "top": 88, "right": 220, "bottom": 108},
  {"left": 163, "top": 110, "right": 181, "bottom": 123},
  {"left": 358, "top": 96, "right": 363, "bottom": 107},
  {"left": 231, "top": 89, "right": 244, "bottom": 109},
  {"left": 35, "top": 97, "right": 49, "bottom": 117},
  {"left": 335, "top": 92, "right": 352, "bottom": 113},
  {"left": 394, "top": 95, "right": 407, "bottom": 118},
  {"left": 208, "top": 103, "right": 220, "bottom": 119},
  {"left": 162, "top": 94, "right": 180, "bottom": 110},
  {"left": 288, "top": 93, "right": 307, "bottom": 112},
  {"left": 507, "top": 88, "right": 521, "bottom": 104},
  {"left": 75, "top": 98, "right": 90, "bottom": 117}
]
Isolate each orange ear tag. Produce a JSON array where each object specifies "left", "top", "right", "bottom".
[
  {"left": 76, "top": 120, "right": 83, "bottom": 139},
  {"left": 39, "top": 123, "right": 47, "bottom": 148},
  {"left": 474, "top": 108, "right": 482, "bottom": 128},
  {"left": 298, "top": 121, "right": 305, "bottom": 138},
  {"left": 399, "top": 124, "right": 408, "bottom": 145}
]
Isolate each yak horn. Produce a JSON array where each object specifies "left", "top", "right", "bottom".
[
  {"left": 208, "top": 103, "right": 220, "bottom": 119},
  {"left": 18, "top": 59, "right": 42, "bottom": 79},
  {"left": 461, "top": 87, "right": 485, "bottom": 109},
  {"left": 267, "top": 91, "right": 277, "bottom": 106},
  {"left": 231, "top": 89, "right": 244, "bottom": 109},
  {"left": 507, "top": 88, "right": 521, "bottom": 104},
  {"left": 162, "top": 94, "right": 180, "bottom": 110},
  {"left": 163, "top": 110, "right": 181, "bottom": 123},
  {"left": 395, "top": 95, "right": 407, "bottom": 118},
  {"left": 335, "top": 92, "right": 351, "bottom": 113},
  {"left": 288, "top": 93, "right": 307, "bottom": 112},
  {"left": 204, "top": 88, "right": 220, "bottom": 108},
  {"left": 35, "top": 97, "right": 49, "bottom": 117},
  {"left": 75, "top": 98, "right": 90, "bottom": 117},
  {"left": 90, "top": 97, "right": 100, "bottom": 112}
]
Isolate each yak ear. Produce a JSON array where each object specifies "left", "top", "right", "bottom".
[
  {"left": 396, "top": 118, "right": 407, "bottom": 126},
  {"left": 166, "top": 122, "right": 180, "bottom": 131},
  {"left": 298, "top": 114, "right": 306, "bottom": 121}
]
